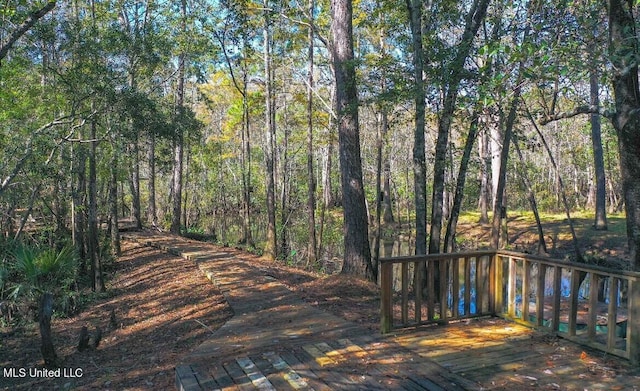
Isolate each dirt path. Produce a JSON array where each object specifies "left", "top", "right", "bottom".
[
  {"left": 0, "top": 233, "right": 383, "bottom": 391},
  {"left": 0, "top": 241, "right": 233, "bottom": 390}
]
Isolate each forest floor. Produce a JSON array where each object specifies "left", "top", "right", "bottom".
[{"left": 0, "top": 212, "right": 631, "bottom": 390}]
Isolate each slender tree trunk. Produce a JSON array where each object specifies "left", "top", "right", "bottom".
[
  {"left": 607, "top": 0, "right": 640, "bottom": 270},
  {"left": 406, "top": 0, "right": 427, "bottom": 256},
  {"left": 72, "top": 142, "right": 87, "bottom": 275},
  {"left": 240, "top": 68, "right": 253, "bottom": 245},
  {"left": 590, "top": 68, "right": 608, "bottom": 230},
  {"left": 331, "top": 0, "right": 374, "bottom": 281},
  {"left": 373, "top": 111, "right": 385, "bottom": 279},
  {"left": 444, "top": 111, "right": 480, "bottom": 252},
  {"left": 109, "top": 137, "right": 120, "bottom": 256},
  {"left": 491, "top": 89, "right": 520, "bottom": 249},
  {"left": 147, "top": 132, "right": 157, "bottom": 228},
  {"left": 88, "top": 112, "right": 103, "bottom": 292},
  {"left": 279, "top": 126, "right": 290, "bottom": 258},
  {"left": 429, "top": 0, "right": 490, "bottom": 254},
  {"left": 183, "top": 143, "right": 190, "bottom": 229},
  {"left": 128, "top": 142, "right": 142, "bottom": 229},
  {"left": 263, "top": 0, "right": 277, "bottom": 260},
  {"left": 171, "top": 0, "right": 187, "bottom": 234},
  {"left": 306, "top": 0, "right": 318, "bottom": 264}
]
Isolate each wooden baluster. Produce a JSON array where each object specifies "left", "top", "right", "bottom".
[
  {"left": 464, "top": 256, "right": 471, "bottom": 315},
  {"left": 493, "top": 253, "right": 503, "bottom": 315},
  {"left": 568, "top": 268, "right": 581, "bottom": 337},
  {"left": 522, "top": 260, "right": 530, "bottom": 323},
  {"left": 452, "top": 257, "right": 460, "bottom": 319},
  {"left": 552, "top": 266, "right": 562, "bottom": 332},
  {"left": 401, "top": 262, "right": 408, "bottom": 325},
  {"left": 414, "top": 261, "right": 422, "bottom": 324},
  {"left": 440, "top": 259, "right": 448, "bottom": 323},
  {"left": 607, "top": 277, "right": 619, "bottom": 351},
  {"left": 536, "top": 264, "right": 546, "bottom": 327},
  {"left": 476, "top": 257, "right": 484, "bottom": 315},
  {"left": 508, "top": 257, "right": 517, "bottom": 318},
  {"left": 588, "top": 273, "right": 599, "bottom": 341},
  {"left": 628, "top": 278, "right": 640, "bottom": 364},
  {"left": 427, "top": 261, "right": 435, "bottom": 321}
]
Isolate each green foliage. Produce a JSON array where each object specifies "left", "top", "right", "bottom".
[{"left": 3, "top": 243, "right": 78, "bottom": 320}]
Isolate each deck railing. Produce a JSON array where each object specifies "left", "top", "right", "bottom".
[{"left": 380, "top": 250, "right": 640, "bottom": 364}]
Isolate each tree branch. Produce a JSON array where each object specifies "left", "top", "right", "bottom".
[
  {"left": 538, "top": 105, "right": 614, "bottom": 125},
  {"left": 0, "top": 1, "right": 57, "bottom": 61}
]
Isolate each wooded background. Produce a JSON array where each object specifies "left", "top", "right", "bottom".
[{"left": 2, "top": 0, "right": 639, "bottom": 295}]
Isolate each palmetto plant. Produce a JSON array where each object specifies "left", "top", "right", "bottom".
[{"left": 7, "top": 244, "right": 78, "bottom": 315}]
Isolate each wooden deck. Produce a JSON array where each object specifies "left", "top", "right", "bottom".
[
  {"left": 125, "top": 232, "right": 640, "bottom": 390},
  {"left": 393, "top": 319, "right": 640, "bottom": 390}
]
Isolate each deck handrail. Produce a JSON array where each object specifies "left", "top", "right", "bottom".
[{"left": 379, "top": 250, "right": 640, "bottom": 365}]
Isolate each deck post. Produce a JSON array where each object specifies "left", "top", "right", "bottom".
[
  {"left": 628, "top": 278, "right": 640, "bottom": 365},
  {"left": 380, "top": 260, "right": 393, "bottom": 334}
]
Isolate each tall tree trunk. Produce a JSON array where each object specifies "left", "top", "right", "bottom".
[
  {"left": 71, "top": 142, "right": 87, "bottom": 276},
  {"left": 147, "top": 132, "right": 157, "bottom": 228},
  {"left": 590, "top": 67, "right": 608, "bottom": 230},
  {"left": 240, "top": 65, "right": 253, "bottom": 245},
  {"left": 171, "top": 0, "right": 187, "bottom": 235},
  {"left": 607, "top": 0, "right": 640, "bottom": 270},
  {"left": 306, "top": 0, "right": 318, "bottom": 265},
  {"left": 491, "top": 89, "right": 521, "bottom": 249},
  {"left": 128, "top": 141, "right": 142, "bottom": 229},
  {"left": 406, "top": 0, "right": 427, "bottom": 256},
  {"left": 373, "top": 111, "right": 385, "bottom": 279},
  {"left": 183, "top": 143, "right": 190, "bottom": 229},
  {"left": 109, "top": 137, "right": 120, "bottom": 256},
  {"left": 429, "top": 0, "right": 490, "bottom": 254},
  {"left": 263, "top": 0, "right": 277, "bottom": 260},
  {"left": 331, "top": 0, "right": 374, "bottom": 281},
  {"left": 444, "top": 110, "right": 480, "bottom": 252},
  {"left": 88, "top": 111, "right": 103, "bottom": 292}
]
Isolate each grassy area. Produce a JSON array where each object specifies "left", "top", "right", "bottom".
[{"left": 455, "top": 210, "right": 628, "bottom": 265}]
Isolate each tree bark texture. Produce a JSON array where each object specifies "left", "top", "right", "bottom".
[
  {"left": 128, "top": 141, "right": 142, "bottom": 229},
  {"left": 306, "top": 0, "right": 318, "bottom": 264},
  {"left": 147, "top": 133, "right": 157, "bottom": 228},
  {"left": 171, "top": 0, "right": 187, "bottom": 234},
  {"left": 331, "top": 0, "right": 374, "bottom": 281},
  {"left": 608, "top": 0, "right": 640, "bottom": 270},
  {"left": 89, "top": 113, "right": 104, "bottom": 292},
  {"left": 406, "top": 0, "right": 427, "bottom": 256},
  {"left": 444, "top": 111, "right": 479, "bottom": 252},
  {"left": 429, "top": 0, "right": 490, "bottom": 254},
  {"left": 39, "top": 292, "right": 58, "bottom": 368},
  {"left": 590, "top": 68, "right": 608, "bottom": 230},
  {"left": 491, "top": 88, "right": 520, "bottom": 249},
  {"left": 264, "top": 0, "right": 277, "bottom": 260}
]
